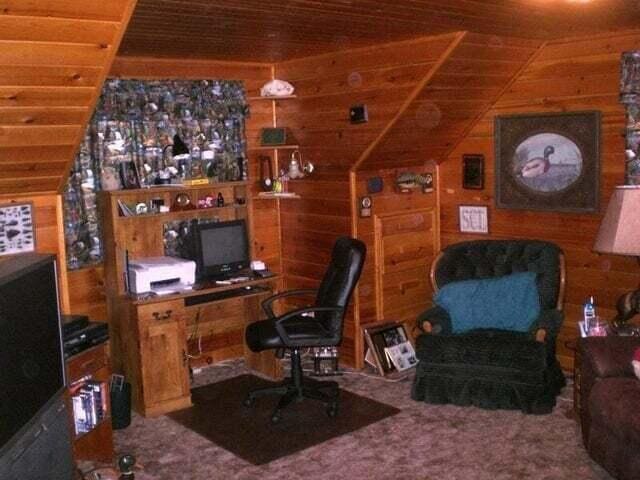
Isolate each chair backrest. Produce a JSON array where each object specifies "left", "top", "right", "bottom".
[
  {"left": 431, "top": 240, "right": 564, "bottom": 310},
  {"left": 315, "top": 237, "right": 366, "bottom": 340}
]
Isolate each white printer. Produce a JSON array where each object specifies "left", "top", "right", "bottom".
[{"left": 128, "top": 256, "right": 196, "bottom": 295}]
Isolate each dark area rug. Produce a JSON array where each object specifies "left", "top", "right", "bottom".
[{"left": 168, "top": 374, "right": 400, "bottom": 465}]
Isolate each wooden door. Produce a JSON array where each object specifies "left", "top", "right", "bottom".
[
  {"left": 374, "top": 208, "right": 439, "bottom": 335},
  {"left": 138, "top": 303, "right": 191, "bottom": 416}
]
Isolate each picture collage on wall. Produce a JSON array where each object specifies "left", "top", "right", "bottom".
[{"left": 0, "top": 203, "right": 35, "bottom": 256}]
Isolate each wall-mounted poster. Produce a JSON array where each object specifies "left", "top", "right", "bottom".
[
  {"left": 0, "top": 203, "right": 35, "bottom": 256},
  {"left": 495, "top": 111, "right": 600, "bottom": 212}
]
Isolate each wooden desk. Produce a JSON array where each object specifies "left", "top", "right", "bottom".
[{"left": 110, "top": 277, "right": 279, "bottom": 417}]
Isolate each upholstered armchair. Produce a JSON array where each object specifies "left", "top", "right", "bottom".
[{"left": 412, "top": 240, "right": 566, "bottom": 414}]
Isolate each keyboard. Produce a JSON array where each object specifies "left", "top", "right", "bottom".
[{"left": 184, "top": 284, "right": 268, "bottom": 307}]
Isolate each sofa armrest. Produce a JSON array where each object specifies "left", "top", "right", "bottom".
[
  {"left": 577, "top": 336, "right": 640, "bottom": 448},
  {"left": 416, "top": 305, "right": 452, "bottom": 335},
  {"left": 579, "top": 336, "right": 640, "bottom": 379}
]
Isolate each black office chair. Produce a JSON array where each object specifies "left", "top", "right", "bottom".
[{"left": 244, "top": 236, "right": 366, "bottom": 422}]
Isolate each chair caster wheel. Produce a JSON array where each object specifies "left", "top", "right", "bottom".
[
  {"left": 327, "top": 403, "right": 338, "bottom": 418},
  {"left": 271, "top": 411, "right": 281, "bottom": 423},
  {"left": 243, "top": 396, "right": 254, "bottom": 408}
]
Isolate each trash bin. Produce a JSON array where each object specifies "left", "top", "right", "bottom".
[{"left": 110, "top": 376, "right": 131, "bottom": 430}]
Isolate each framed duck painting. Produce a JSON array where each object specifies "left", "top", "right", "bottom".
[{"left": 494, "top": 111, "right": 600, "bottom": 213}]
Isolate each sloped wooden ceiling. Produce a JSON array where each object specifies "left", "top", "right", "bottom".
[
  {"left": 120, "top": 0, "right": 640, "bottom": 63},
  {"left": 355, "top": 33, "right": 543, "bottom": 170},
  {"left": 0, "top": 0, "right": 137, "bottom": 195}
]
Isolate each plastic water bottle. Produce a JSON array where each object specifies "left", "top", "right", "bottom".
[{"left": 583, "top": 296, "right": 596, "bottom": 332}]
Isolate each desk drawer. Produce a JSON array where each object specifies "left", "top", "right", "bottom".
[
  {"left": 136, "top": 299, "right": 185, "bottom": 325},
  {"left": 66, "top": 343, "right": 109, "bottom": 381}
]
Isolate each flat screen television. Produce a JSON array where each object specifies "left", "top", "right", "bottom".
[
  {"left": 194, "top": 219, "right": 250, "bottom": 280},
  {"left": 0, "top": 254, "right": 73, "bottom": 478}
]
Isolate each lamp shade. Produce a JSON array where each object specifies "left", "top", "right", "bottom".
[{"left": 594, "top": 185, "right": 640, "bottom": 256}]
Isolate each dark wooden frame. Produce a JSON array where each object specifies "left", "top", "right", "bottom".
[
  {"left": 363, "top": 322, "right": 410, "bottom": 376},
  {"left": 462, "top": 154, "right": 484, "bottom": 189},
  {"left": 494, "top": 111, "right": 600, "bottom": 213}
]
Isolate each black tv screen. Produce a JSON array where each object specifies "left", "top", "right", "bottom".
[
  {"left": 0, "top": 254, "right": 65, "bottom": 452},
  {"left": 195, "top": 219, "right": 250, "bottom": 280}
]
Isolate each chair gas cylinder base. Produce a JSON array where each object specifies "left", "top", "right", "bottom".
[
  {"left": 243, "top": 348, "right": 339, "bottom": 423},
  {"left": 243, "top": 237, "right": 366, "bottom": 423}
]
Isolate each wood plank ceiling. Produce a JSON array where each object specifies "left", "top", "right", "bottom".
[
  {"left": 1, "top": 0, "right": 639, "bottom": 195},
  {"left": 0, "top": 0, "right": 137, "bottom": 195},
  {"left": 119, "top": 0, "right": 640, "bottom": 62}
]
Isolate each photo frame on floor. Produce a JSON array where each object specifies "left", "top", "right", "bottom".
[{"left": 363, "top": 322, "right": 417, "bottom": 376}]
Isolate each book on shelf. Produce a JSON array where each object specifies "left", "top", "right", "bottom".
[{"left": 71, "top": 380, "right": 108, "bottom": 435}]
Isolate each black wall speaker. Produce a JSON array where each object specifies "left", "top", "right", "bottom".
[
  {"left": 260, "top": 127, "right": 287, "bottom": 146},
  {"left": 367, "top": 176, "right": 383, "bottom": 193}
]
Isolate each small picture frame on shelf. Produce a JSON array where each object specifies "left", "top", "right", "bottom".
[{"left": 119, "top": 161, "right": 141, "bottom": 190}]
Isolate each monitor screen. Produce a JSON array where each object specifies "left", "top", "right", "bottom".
[
  {"left": 195, "top": 219, "right": 250, "bottom": 280},
  {"left": 0, "top": 254, "right": 64, "bottom": 453}
]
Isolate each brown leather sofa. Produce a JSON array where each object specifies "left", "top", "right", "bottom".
[{"left": 578, "top": 336, "right": 640, "bottom": 480}]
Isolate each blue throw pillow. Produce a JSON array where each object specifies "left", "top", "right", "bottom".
[{"left": 434, "top": 271, "right": 541, "bottom": 334}]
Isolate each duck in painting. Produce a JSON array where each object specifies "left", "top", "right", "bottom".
[{"left": 520, "top": 145, "right": 554, "bottom": 178}]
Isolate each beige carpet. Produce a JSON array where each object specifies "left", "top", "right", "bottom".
[{"left": 114, "top": 359, "right": 613, "bottom": 480}]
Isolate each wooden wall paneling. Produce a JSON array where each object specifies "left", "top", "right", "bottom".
[
  {"left": 274, "top": 35, "right": 460, "bottom": 367},
  {"left": 0, "top": 193, "right": 70, "bottom": 313},
  {"left": 439, "top": 30, "right": 640, "bottom": 371},
  {"left": 357, "top": 33, "right": 543, "bottom": 170},
  {"left": 67, "top": 266, "right": 107, "bottom": 321}
]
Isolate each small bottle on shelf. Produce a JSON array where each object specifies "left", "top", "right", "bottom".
[{"left": 583, "top": 296, "right": 596, "bottom": 333}]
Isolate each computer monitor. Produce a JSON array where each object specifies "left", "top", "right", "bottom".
[{"left": 194, "top": 219, "right": 250, "bottom": 280}]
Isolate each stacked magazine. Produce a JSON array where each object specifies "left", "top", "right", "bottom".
[{"left": 384, "top": 341, "right": 417, "bottom": 371}]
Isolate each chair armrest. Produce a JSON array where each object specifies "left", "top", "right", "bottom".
[
  {"left": 416, "top": 305, "right": 452, "bottom": 334},
  {"left": 579, "top": 336, "right": 640, "bottom": 379},
  {"left": 261, "top": 289, "right": 317, "bottom": 318},
  {"left": 577, "top": 336, "right": 640, "bottom": 447},
  {"left": 274, "top": 306, "right": 344, "bottom": 344},
  {"left": 530, "top": 309, "right": 563, "bottom": 342}
]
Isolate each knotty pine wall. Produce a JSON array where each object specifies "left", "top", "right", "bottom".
[
  {"left": 440, "top": 30, "right": 640, "bottom": 370},
  {"left": 68, "top": 57, "right": 276, "bottom": 322},
  {"left": 274, "top": 34, "right": 461, "bottom": 366}
]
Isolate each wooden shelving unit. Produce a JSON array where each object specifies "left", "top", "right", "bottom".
[
  {"left": 100, "top": 181, "right": 281, "bottom": 417},
  {"left": 247, "top": 95, "right": 297, "bottom": 101},
  {"left": 66, "top": 342, "right": 113, "bottom": 463},
  {"left": 248, "top": 144, "right": 300, "bottom": 151}
]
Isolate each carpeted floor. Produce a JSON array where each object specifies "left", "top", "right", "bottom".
[
  {"left": 114, "top": 359, "right": 614, "bottom": 480},
  {"left": 168, "top": 374, "right": 400, "bottom": 465}
]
